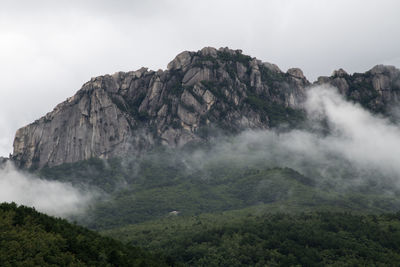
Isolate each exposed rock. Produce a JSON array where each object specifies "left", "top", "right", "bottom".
[
  {"left": 263, "top": 62, "right": 283, "bottom": 73},
  {"left": 287, "top": 68, "right": 305, "bottom": 79},
  {"left": 177, "top": 104, "right": 197, "bottom": 125},
  {"left": 200, "top": 47, "right": 218, "bottom": 57},
  {"left": 182, "top": 67, "right": 213, "bottom": 86},
  {"left": 12, "top": 47, "right": 311, "bottom": 169},
  {"left": 15, "top": 49, "right": 400, "bottom": 170},
  {"left": 332, "top": 68, "right": 348, "bottom": 77},
  {"left": 236, "top": 62, "right": 248, "bottom": 79},
  {"left": 167, "top": 51, "right": 193, "bottom": 71},
  {"left": 315, "top": 64, "right": 400, "bottom": 114},
  {"left": 181, "top": 90, "right": 203, "bottom": 113}
]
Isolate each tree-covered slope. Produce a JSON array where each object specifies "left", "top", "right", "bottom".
[
  {"left": 0, "top": 202, "right": 171, "bottom": 267},
  {"left": 38, "top": 152, "right": 400, "bottom": 230},
  {"left": 103, "top": 210, "right": 400, "bottom": 266}
]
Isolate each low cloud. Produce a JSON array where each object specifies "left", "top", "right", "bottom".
[
  {"left": 179, "top": 85, "right": 400, "bottom": 192},
  {"left": 304, "top": 85, "right": 400, "bottom": 177},
  {"left": 0, "top": 161, "right": 95, "bottom": 217},
  {"left": 2, "top": 85, "right": 399, "bottom": 218}
]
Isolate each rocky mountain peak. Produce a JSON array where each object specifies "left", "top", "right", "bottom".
[
  {"left": 332, "top": 68, "right": 348, "bottom": 77},
  {"left": 9, "top": 47, "right": 313, "bottom": 169},
  {"left": 167, "top": 51, "right": 193, "bottom": 71},
  {"left": 315, "top": 64, "right": 400, "bottom": 113},
  {"left": 287, "top": 68, "right": 305, "bottom": 79},
  {"left": 369, "top": 64, "right": 398, "bottom": 76},
  {"left": 13, "top": 48, "right": 400, "bottom": 170}
]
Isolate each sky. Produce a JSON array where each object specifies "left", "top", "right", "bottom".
[{"left": 1, "top": 0, "right": 400, "bottom": 157}]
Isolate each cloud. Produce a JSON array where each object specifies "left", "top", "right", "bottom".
[
  {"left": 2, "top": 85, "right": 398, "bottom": 219},
  {"left": 177, "top": 85, "right": 400, "bottom": 192},
  {"left": 304, "top": 85, "right": 400, "bottom": 176},
  {"left": 0, "top": 161, "right": 95, "bottom": 217}
]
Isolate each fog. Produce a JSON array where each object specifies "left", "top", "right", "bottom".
[
  {"left": 0, "top": 161, "right": 95, "bottom": 217},
  {"left": 177, "top": 85, "right": 400, "bottom": 192},
  {"left": 2, "top": 85, "right": 400, "bottom": 218}
]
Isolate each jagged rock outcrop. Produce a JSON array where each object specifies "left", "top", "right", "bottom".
[
  {"left": 13, "top": 47, "right": 400, "bottom": 170},
  {"left": 12, "top": 47, "right": 310, "bottom": 169},
  {"left": 316, "top": 65, "right": 400, "bottom": 114}
]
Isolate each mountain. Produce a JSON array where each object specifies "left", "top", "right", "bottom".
[
  {"left": 12, "top": 47, "right": 309, "bottom": 169},
  {"left": 11, "top": 47, "right": 400, "bottom": 169},
  {"left": 316, "top": 65, "right": 400, "bottom": 115},
  {"left": 7, "top": 47, "right": 400, "bottom": 266}
]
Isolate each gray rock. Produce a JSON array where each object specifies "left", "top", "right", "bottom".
[
  {"left": 332, "top": 68, "right": 348, "bottom": 77},
  {"left": 263, "top": 62, "right": 283, "bottom": 73},
  {"left": 200, "top": 47, "right": 218, "bottom": 57},
  {"left": 369, "top": 64, "right": 397, "bottom": 75},
  {"left": 287, "top": 68, "right": 305, "bottom": 79},
  {"left": 314, "top": 64, "right": 400, "bottom": 114},
  {"left": 177, "top": 104, "right": 198, "bottom": 126},
  {"left": 182, "top": 68, "right": 213, "bottom": 86},
  {"left": 12, "top": 47, "right": 314, "bottom": 169},
  {"left": 167, "top": 51, "right": 193, "bottom": 71}
]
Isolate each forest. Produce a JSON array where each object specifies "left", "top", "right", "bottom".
[
  {"left": 103, "top": 210, "right": 400, "bottom": 266},
  {"left": 32, "top": 153, "right": 400, "bottom": 266},
  {"left": 0, "top": 202, "right": 171, "bottom": 266},
  {"left": 3, "top": 201, "right": 400, "bottom": 266}
]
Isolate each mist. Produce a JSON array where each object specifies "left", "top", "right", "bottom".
[
  {"left": 2, "top": 84, "right": 399, "bottom": 219},
  {"left": 175, "top": 85, "right": 400, "bottom": 192},
  {"left": 0, "top": 161, "right": 95, "bottom": 217}
]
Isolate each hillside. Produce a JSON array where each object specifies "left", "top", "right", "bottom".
[
  {"left": 0, "top": 202, "right": 171, "bottom": 266},
  {"left": 103, "top": 210, "right": 400, "bottom": 266},
  {"left": 38, "top": 152, "right": 400, "bottom": 230}
]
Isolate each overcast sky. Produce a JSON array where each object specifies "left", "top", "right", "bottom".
[{"left": 0, "top": 0, "right": 399, "bottom": 157}]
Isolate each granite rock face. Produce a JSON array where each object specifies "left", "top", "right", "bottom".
[
  {"left": 13, "top": 47, "right": 400, "bottom": 169},
  {"left": 316, "top": 65, "right": 400, "bottom": 114},
  {"left": 10, "top": 47, "right": 316, "bottom": 169}
]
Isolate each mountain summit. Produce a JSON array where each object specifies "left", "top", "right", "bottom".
[
  {"left": 11, "top": 47, "right": 400, "bottom": 169},
  {"left": 12, "top": 47, "right": 309, "bottom": 169}
]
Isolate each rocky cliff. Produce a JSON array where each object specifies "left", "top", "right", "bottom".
[
  {"left": 12, "top": 47, "right": 400, "bottom": 169},
  {"left": 316, "top": 65, "right": 400, "bottom": 114},
  {"left": 12, "top": 47, "right": 310, "bottom": 169}
]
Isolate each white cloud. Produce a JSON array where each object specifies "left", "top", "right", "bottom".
[
  {"left": 183, "top": 85, "right": 400, "bottom": 190},
  {"left": 0, "top": 161, "right": 94, "bottom": 217},
  {"left": 304, "top": 85, "right": 400, "bottom": 177},
  {"left": 2, "top": 85, "right": 399, "bottom": 217}
]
